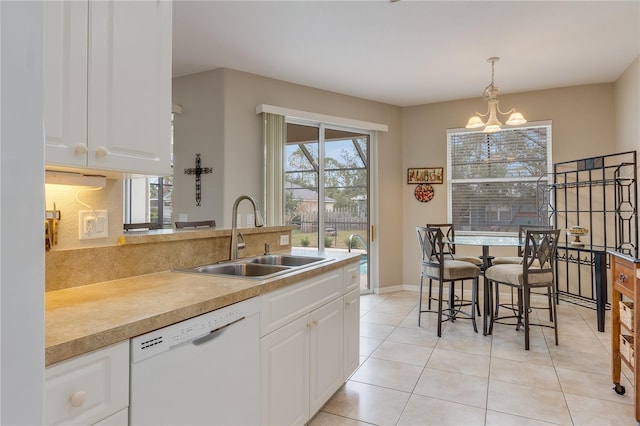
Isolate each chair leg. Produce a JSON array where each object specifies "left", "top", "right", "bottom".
[
  {"left": 516, "top": 288, "right": 524, "bottom": 331},
  {"left": 470, "top": 277, "right": 478, "bottom": 333},
  {"left": 448, "top": 280, "right": 456, "bottom": 322},
  {"left": 551, "top": 285, "right": 559, "bottom": 346},
  {"left": 488, "top": 280, "right": 496, "bottom": 335},
  {"left": 437, "top": 279, "right": 444, "bottom": 337},
  {"left": 418, "top": 275, "right": 424, "bottom": 327},
  {"left": 523, "top": 287, "right": 531, "bottom": 350},
  {"left": 428, "top": 278, "right": 433, "bottom": 310}
]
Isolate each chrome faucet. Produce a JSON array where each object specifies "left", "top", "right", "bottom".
[{"left": 230, "top": 195, "right": 265, "bottom": 260}]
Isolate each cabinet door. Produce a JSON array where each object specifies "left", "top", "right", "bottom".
[
  {"left": 261, "top": 315, "right": 310, "bottom": 426},
  {"left": 88, "top": 0, "right": 172, "bottom": 175},
  {"left": 343, "top": 288, "right": 360, "bottom": 379},
  {"left": 44, "top": 0, "right": 88, "bottom": 168},
  {"left": 44, "top": 341, "right": 129, "bottom": 426},
  {"left": 309, "top": 297, "right": 344, "bottom": 414}
]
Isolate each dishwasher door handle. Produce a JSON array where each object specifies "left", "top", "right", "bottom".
[{"left": 192, "top": 316, "right": 246, "bottom": 346}]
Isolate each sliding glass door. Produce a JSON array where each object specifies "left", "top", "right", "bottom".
[{"left": 285, "top": 122, "right": 370, "bottom": 291}]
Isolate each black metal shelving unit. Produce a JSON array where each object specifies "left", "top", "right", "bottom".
[{"left": 537, "top": 151, "right": 637, "bottom": 331}]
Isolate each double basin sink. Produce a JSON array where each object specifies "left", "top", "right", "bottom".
[{"left": 177, "top": 254, "right": 332, "bottom": 280}]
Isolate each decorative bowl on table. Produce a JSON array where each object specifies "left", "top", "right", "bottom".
[{"left": 567, "top": 226, "right": 588, "bottom": 246}]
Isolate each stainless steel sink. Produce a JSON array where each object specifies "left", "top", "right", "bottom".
[
  {"left": 176, "top": 254, "right": 332, "bottom": 279},
  {"left": 248, "top": 254, "right": 328, "bottom": 267},
  {"left": 188, "top": 262, "right": 290, "bottom": 278}
]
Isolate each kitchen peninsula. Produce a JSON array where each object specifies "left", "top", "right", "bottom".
[{"left": 45, "top": 226, "right": 361, "bottom": 425}]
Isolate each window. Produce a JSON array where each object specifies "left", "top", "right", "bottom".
[
  {"left": 447, "top": 122, "right": 551, "bottom": 234},
  {"left": 124, "top": 176, "right": 173, "bottom": 228}
]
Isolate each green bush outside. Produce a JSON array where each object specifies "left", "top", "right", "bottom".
[{"left": 291, "top": 229, "right": 367, "bottom": 249}]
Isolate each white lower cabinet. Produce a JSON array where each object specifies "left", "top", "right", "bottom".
[
  {"left": 343, "top": 288, "right": 361, "bottom": 378},
  {"left": 260, "top": 311, "right": 311, "bottom": 426},
  {"left": 309, "top": 298, "right": 344, "bottom": 414},
  {"left": 44, "top": 341, "right": 129, "bottom": 426},
  {"left": 260, "top": 263, "right": 359, "bottom": 425}
]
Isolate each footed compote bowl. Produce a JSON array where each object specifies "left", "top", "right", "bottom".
[{"left": 567, "top": 226, "right": 588, "bottom": 246}]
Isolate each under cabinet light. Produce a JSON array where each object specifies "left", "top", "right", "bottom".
[{"left": 45, "top": 171, "right": 106, "bottom": 188}]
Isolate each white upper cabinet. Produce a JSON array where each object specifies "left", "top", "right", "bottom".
[
  {"left": 44, "top": 0, "right": 89, "bottom": 169},
  {"left": 45, "top": 0, "right": 172, "bottom": 176}
]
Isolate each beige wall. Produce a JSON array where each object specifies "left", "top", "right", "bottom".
[
  {"left": 400, "top": 83, "right": 617, "bottom": 285},
  {"left": 172, "top": 69, "right": 226, "bottom": 224},
  {"left": 172, "top": 68, "right": 405, "bottom": 291},
  {"left": 615, "top": 56, "right": 640, "bottom": 154}
]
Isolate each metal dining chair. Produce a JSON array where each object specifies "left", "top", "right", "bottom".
[
  {"left": 484, "top": 228, "right": 560, "bottom": 350},
  {"left": 416, "top": 226, "right": 482, "bottom": 337},
  {"left": 492, "top": 224, "right": 554, "bottom": 321},
  {"left": 492, "top": 224, "right": 553, "bottom": 265},
  {"left": 425, "top": 223, "right": 482, "bottom": 312}
]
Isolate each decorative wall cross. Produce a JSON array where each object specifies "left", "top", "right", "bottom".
[{"left": 184, "top": 153, "right": 212, "bottom": 206}]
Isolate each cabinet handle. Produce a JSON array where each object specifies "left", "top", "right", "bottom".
[
  {"left": 347, "top": 299, "right": 357, "bottom": 306},
  {"left": 619, "top": 273, "right": 628, "bottom": 283},
  {"left": 69, "top": 390, "right": 86, "bottom": 407},
  {"left": 95, "top": 146, "right": 109, "bottom": 158},
  {"left": 74, "top": 143, "right": 88, "bottom": 155}
]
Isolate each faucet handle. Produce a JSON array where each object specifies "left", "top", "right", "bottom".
[
  {"left": 265, "top": 243, "right": 271, "bottom": 255},
  {"left": 237, "top": 232, "right": 246, "bottom": 251}
]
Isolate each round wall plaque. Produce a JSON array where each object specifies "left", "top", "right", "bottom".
[{"left": 414, "top": 184, "right": 434, "bottom": 202}]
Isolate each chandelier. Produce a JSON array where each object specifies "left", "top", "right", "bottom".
[{"left": 465, "top": 57, "right": 527, "bottom": 133}]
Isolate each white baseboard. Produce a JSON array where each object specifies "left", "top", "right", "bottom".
[{"left": 374, "top": 284, "right": 420, "bottom": 294}]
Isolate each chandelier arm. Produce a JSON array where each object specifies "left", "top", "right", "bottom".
[{"left": 496, "top": 105, "right": 516, "bottom": 116}]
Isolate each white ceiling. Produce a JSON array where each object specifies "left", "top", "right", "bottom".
[{"left": 172, "top": 0, "right": 640, "bottom": 107}]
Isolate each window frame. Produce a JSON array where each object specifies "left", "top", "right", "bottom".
[
  {"left": 123, "top": 175, "right": 173, "bottom": 229},
  {"left": 446, "top": 121, "right": 552, "bottom": 235}
]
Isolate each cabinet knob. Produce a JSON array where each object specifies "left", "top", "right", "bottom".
[
  {"left": 620, "top": 273, "right": 628, "bottom": 283},
  {"left": 74, "top": 144, "right": 88, "bottom": 155},
  {"left": 95, "top": 146, "right": 109, "bottom": 158},
  {"left": 69, "top": 390, "right": 86, "bottom": 407}
]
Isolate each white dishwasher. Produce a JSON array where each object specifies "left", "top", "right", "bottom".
[{"left": 129, "top": 298, "right": 260, "bottom": 425}]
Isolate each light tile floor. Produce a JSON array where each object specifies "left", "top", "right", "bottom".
[{"left": 310, "top": 290, "right": 637, "bottom": 425}]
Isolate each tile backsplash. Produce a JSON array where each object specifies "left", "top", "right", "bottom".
[{"left": 45, "top": 227, "right": 292, "bottom": 291}]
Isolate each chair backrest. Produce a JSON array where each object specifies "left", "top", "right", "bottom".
[
  {"left": 518, "top": 224, "right": 553, "bottom": 256},
  {"left": 426, "top": 223, "right": 456, "bottom": 255},
  {"left": 175, "top": 220, "right": 216, "bottom": 229},
  {"left": 522, "top": 228, "right": 560, "bottom": 274},
  {"left": 416, "top": 226, "right": 445, "bottom": 265},
  {"left": 123, "top": 222, "right": 162, "bottom": 231}
]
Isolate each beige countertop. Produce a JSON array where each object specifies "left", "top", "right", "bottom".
[{"left": 45, "top": 250, "right": 360, "bottom": 366}]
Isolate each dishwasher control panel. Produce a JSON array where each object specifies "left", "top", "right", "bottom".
[{"left": 131, "top": 297, "right": 259, "bottom": 364}]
